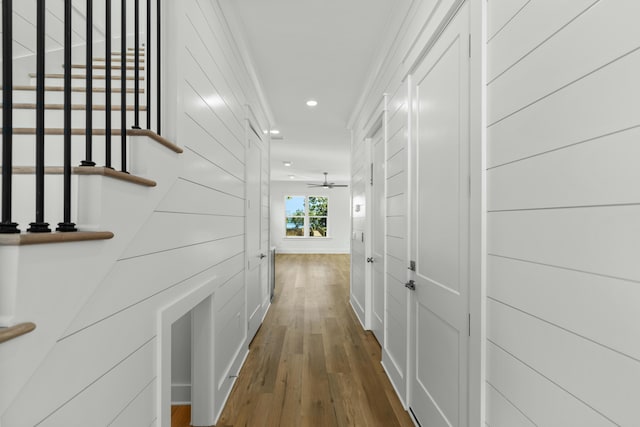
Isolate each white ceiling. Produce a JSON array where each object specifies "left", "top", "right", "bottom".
[{"left": 222, "top": 0, "right": 402, "bottom": 184}]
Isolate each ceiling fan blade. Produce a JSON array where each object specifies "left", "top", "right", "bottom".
[{"left": 330, "top": 184, "right": 349, "bottom": 187}]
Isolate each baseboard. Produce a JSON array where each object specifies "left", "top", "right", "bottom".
[
  {"left": 214, "top": 348, "right": 249, "bottom": 423},
  {"left": 350, "top": 299, "right": 367, "bottom": 330},
  {"left": 171, "top": 383, "right": 191, "bottom": 405},
  {"left": 274, "top": 248, "right": 350, "bottom": 254},
  {"left": 381, "top": 357, "right": 407, "bottom": 409}
]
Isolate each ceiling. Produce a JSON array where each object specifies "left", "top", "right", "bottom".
[{"left": 222, "top": 0, "right": 403, "bottom": 184}]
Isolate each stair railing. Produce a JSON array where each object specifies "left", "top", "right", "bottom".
[{"left": 0, "top": 0, "right": 162, "bottom": 234}]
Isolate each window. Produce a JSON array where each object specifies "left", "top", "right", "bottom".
[{"left": 285, "top": 195, "right": 329, "bottom": 238}]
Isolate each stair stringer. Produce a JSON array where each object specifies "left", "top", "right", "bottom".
[{"left": 0, "top": 135, "right": 182, "bottom": 424}]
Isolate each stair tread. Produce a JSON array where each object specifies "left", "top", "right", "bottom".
[
  {"left": 7, "top": 166, "right": 157, "bottom": 187},
  {"left": 0, "top": 323, "right": 36, "bottom": 344},
  {"left": 1, "top": 128, "right": 183, "bottom": 153},
  {"left": 0, "top": 231, "right": 114, "bottom": 246},
  {"left": 93, "top": 58, "right": 144, "bottom": 63},
  {"left": 112, "top": 52, "right": 145, "bottom": 56},
  {"left": 29, "top": 73, "right": 144, "bottom": 81},
  {"left": 70, "top": 64, "right": 145, "bottom": 71},
  {"left": 1, "top": 85, "right": 143, "bottom": 93},
  {"left": 5, "top": 103, "right": 147, "bottom": 111}
]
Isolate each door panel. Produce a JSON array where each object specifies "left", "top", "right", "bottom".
[
  {"left": 371, "top": 125, "right": 385, "bottom": 344},
  {"left": 246, "top": 128, "right": 265, "bottom": 341},
  {"left": 410, "top": 3, "right": 470, "bottom": 427}
]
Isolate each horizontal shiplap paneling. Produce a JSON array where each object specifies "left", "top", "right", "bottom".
[
  {"left": 387, "top": 215, "right": 406, "bottom": 239},
  {"left": 487, "top": 0, "right": 597, "bottom": 81},
  {"left": 487, "top": 341, "right": 615, "bottom": 426},
  {"left": 488, "top": 0, "right": 640, "bottom": 125},
  {"left": 180, "top": 148, "right": 245, "bottom": 199},
  {"left": 122, "top": 212, "right": 243, "bottom": 259},
  {"left": 486, "top": 382, "right": 535, "bottom": 427},
  {"left": 487, "top": 0, "right": 529, "bottom": 41},
  {"left": 488, "top": 126, "right": 640, "bottom": 211},
  {"left": 108, "top": 379, "right": 157, "bottom": 427},
  {"left": 488, "top": 47, "right": 640, "bottom": 168},
  {"left": 66, "top": 238, "right": 244, "bottom": 337},
  {"left": 489, "top": 300, "right": 640, "bottom": 426},
  {"left": 488, "top": 206, "right": 640, "bottom": 282},
  {"left": 488, "top": 255, "right": 640, "bottom": 361},
  {"left": 487, "top": 0, "right": 640, "bottom": 424},
  {"left": 38, "top": 340, "right": 156, "bottom": 427},
  {"left": 156, "top": 178, "right": 244, "bottom": 217}
]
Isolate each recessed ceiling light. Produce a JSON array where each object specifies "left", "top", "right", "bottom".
[
  {"left": 283, "top": 161, "right": 292, "bottom": 167},
  {"left": 270, "top": 130, "right": 280, "bottom": 135},
  {"left": 288, "top": 175, "right": 295, "bottom": 179},
  {"left": 306, "top": 99, "right": 318, "bottom": 107}
]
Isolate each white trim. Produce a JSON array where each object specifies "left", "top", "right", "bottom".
[
  {"left": 275, "top": 248, "right": 350, "bottom": 255},
  {"left": 171, "top": 383, "right": 191, "bottom": 405},
  {"left": 468, "top": 0, "right": 487, "bottom": 425},
  {"left": 381, "top": 360, "right": 407, "bottom": 409},
  {"left": 157, "top": 279, "right": 217, "bottom": 427}
]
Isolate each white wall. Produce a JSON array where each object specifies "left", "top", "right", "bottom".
[
  {"left": 171, "top": 312, "right": 191, "bottom": 404},
  {"left": 485, "top": 1, "right": 640, "bottom": 425},
  {"left": 270, "top": 181, "right": 350, "bottom": 254},
  {"left": 0, "top": 0, "right": 270, "bottom": 425}
]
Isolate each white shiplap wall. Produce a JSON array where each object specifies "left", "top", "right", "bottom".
[
  {"left": 486, "top": 1, "right": 640, "bottom": 426},
  {"left": 0, "top": 0, "right": 269, "bottom": 425}
]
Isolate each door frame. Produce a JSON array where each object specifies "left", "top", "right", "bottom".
[
  {"left": 403, "top": 0, "right": 486, "bottom": 425},
  {"left": 362, "top": 95, "right": 388, "bottom": 335},
  {"left": 244, "top": 105, "right": 270, "bottom": 343}
]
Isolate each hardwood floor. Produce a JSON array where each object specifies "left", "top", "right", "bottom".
[{"left": 172, "top": 254, "right": 414, "bottom": 427}]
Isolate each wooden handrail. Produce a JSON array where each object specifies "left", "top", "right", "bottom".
[{"left": 0, "top": 322, "right": 36, "bottom": 344}]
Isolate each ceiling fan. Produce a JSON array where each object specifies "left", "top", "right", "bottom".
[{"left": 307, "top": 172, "right": 348, "bottom": 189}]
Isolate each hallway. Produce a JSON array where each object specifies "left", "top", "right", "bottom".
[{"left": 172, "top": 254, "right": 413, "bottom": 427}]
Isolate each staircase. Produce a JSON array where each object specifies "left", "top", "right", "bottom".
[{"left": 0, "top": 1, "right": 182, "bottom": 421}]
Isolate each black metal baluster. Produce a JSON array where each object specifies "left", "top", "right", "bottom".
[
  {"left": 105, "top": 0, "right": 112, "bottom": 168},
  {"left": 0, "top": 0, "right": 19, "bottom": 234},
  {"left": 146, "top": 0, "right": 151, "bottom": 130},
  {"left": 156, "top": 0, "right": 161, "bottom": 135},
  {"left": 28, "top": 0, "right": 50, "bottom": 233},
  {"left": 133, "top": 0, "right": 140, "bottom": 129},
  {"left": 80, "top": 0, "right": 95, "bottom": 167},
  {"left": 120, "top": 0, "right": 127, "bottom": 173},
  {"left": 57, "top": 0, "right": 76, "bottom": 232}
]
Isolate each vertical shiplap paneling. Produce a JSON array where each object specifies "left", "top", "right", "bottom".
[{"left": 487, "top": 0, "right": 640, "bottom": 425}]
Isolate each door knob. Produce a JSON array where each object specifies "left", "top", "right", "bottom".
[
  {"left": 366, "top": 257, "right": 374, "bottom": 263},
  {"left": 405, "top": 280, "right": 416, "bottom": 291},
  {"left": 259, "top": 253, "right": 267, "bottom": 259}
]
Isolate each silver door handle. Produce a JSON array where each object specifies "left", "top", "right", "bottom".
[
  {"left": 366, "top": 257, "right": 374, "bottom": 263},
  {"left": 405, "top": 280, "right": 416, "bottom": 291},
  {"left": 259, "top": 253, "right": 267, "bottom": 259}
]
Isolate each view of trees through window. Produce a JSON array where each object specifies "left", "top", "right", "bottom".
[{"left": 285, "top": 195, "right": 328, "bottom": 237}]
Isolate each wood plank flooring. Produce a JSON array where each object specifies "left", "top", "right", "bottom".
[{"left": 172, "top": 254, "right": 414, "bottom": 427}]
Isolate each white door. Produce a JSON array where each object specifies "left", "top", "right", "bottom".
[
  {"left": 409, "top": 3, "right": 470, "bottom": 427},
  {"left": 371, "top": 124, "right": 386, "bottom": 344},
  {"left": 246, "top": 126, "right": 266, "bottom": 341}
]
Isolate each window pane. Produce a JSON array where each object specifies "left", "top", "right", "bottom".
[
  {"left": 308, "top": 196, "right": 328, "bottom": 216},
  {"left": 285, "top": 196, "right": 305, "bottom": 216},
  {"left": 309, "top": 217, "right": 327, "bottom": 237},
  {"left": 286, "top": 217, "right": 304, "bottom": 236}
]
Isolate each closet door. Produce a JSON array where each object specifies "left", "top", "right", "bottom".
[{"left": 409, "top": 3, "right": 470, "bottom": 426}]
